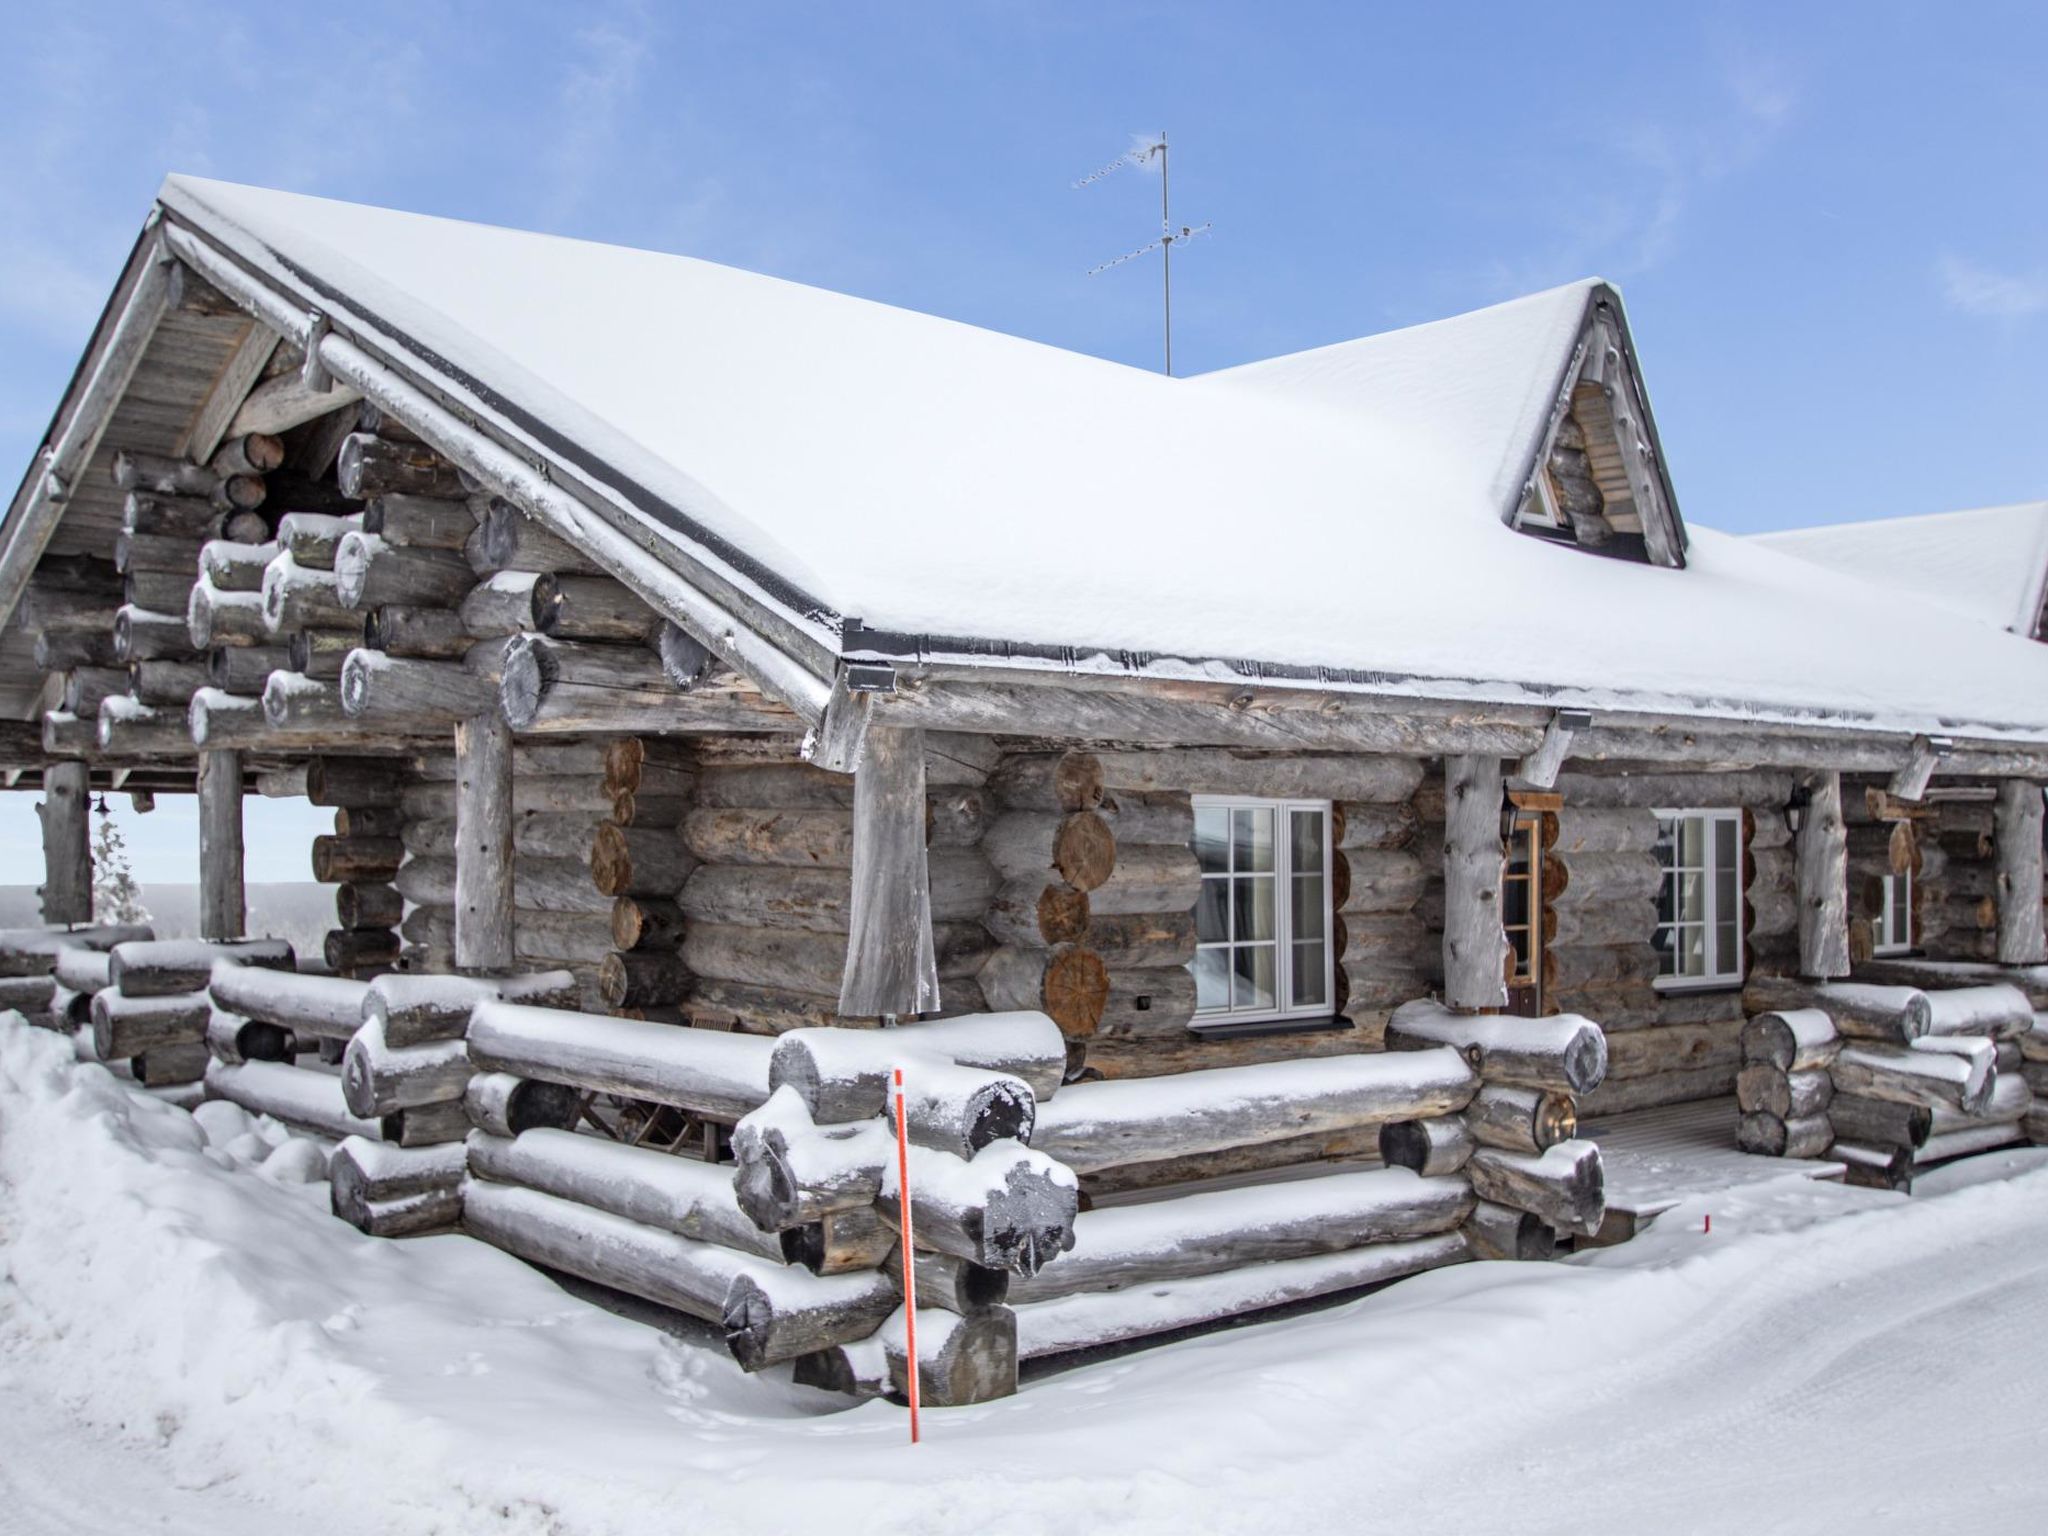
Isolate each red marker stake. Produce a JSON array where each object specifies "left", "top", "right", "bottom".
[
  {"left": 894, "top": 1065, "right": 921, "bottom": 1443},
  {"left": 1703, "top": 1213, "right": 1711, "bottom": 1234}
]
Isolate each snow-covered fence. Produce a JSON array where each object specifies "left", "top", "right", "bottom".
[
  {"left": 196, "top": 952, "right": 374, "bottom": 1142},
  {"left": 89, "top": 937, "right": 293, "bottom": 1088},
  {"left": 0, "top": 923, "right": 152, "bottom": 1035},
  {"left": 1381, "top": 999, "right": 1610, "bottom": 1253},
  {"left": 1735, "top": 977, "right": 2044, "bottom": 1188}
]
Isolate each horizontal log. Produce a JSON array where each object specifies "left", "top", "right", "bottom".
[
  {"left": 342, "top": 1016, "right": 472, "bottom": 1117},
  {"left": 363, "top": 493, "right": 474, "bottom": 551},
  {"left": 597, "top": 947, "right": 692, "bottom": 1008},
  {"left": 463, "top": 1073, "right": 581, "bottom": 1138},
  {"left": 1466, "top": 1140, "right": 1605, "bottom": 1236},
  {"left": 678, "top": 854, "right": 996, "bottom": 934},
  {"left": 1464, "top": 1200, "right": 1556, "bottom": 1261},
  {"left": 1013, "top": 1232, "right": 1468, "bottom": 1360},
  {"left": 1735, "top": 1064, "right": 1834, "bottom": 1121},
  {"left": 208, "top": 962, "right": 366, "bottom": 1039},
  {"left": 312, "top": 835, "right": 403, "bottom": 883},
  {"left": 1034, "top": 1048, "right": 1475, "bottom": 1174},
  {"left": 1463, "top": 1084, "right": 1576, "bottom": 1153},
  {"left": 115, "top": 604, "right": 196, "bottom": 662},
  {"left": 1386, "top": 999, "right": 1608, "bottom": 1097},
  {"left": 1735, "top": 1111, "right": 1833, "bottom": 1159},
  {"left": 1092, "top": 750, "right": 1424, "bottom": 803},
  {"left": 109, "top": 938, "right": 293, "bottom": 997},
  {"left": 530, "top": 572, "right": 658, "bottom": 641},
  {"left": 202, "top": 1058, "right": 380, "bottom": 1141},
  {"left": 339, "top": 649, "right": 498, "bottom": 726},
  {"left": 682, "top": 920, "right": 990, "bottom": 998},
  {"left": 719, "top": 1261, "right": 901, "bottom": 1374},
  {"left": 1741, "top": 1008, "right": 1840, "bottom": 1072},
  {"left": 1379, "top": 1115, "right": 1475, "bottom": 1175},
  {"left": 92, "top": 988, "right": 210, "bottom": 1059},
  {"left": 335, "top": 531, "right": 474, "bottom": 610},
  {"left": 402, "top": 813, "right": 607, "bottom": 861},
  {"left": 476, "top": 496, "right": 605, "bottom": 573},
  {"left": 1833, "top": 1041, "right": 1994, "bottom": 1115},
  {"left": 261, "top": 554, "right": 356, "bottom": 631},
  {"left": 363, "top": 971, "right": 579, "bottom": 1048},
  {"left": 394, "top": 855, "right": 608, "bottom": 914},
  {"left": 468, "top": 999, "right": 772, "bottom": 1119},
  {"left": 591, "top": 823, "right": 698, "bottom": 899},
  {"left": 467, "top": 1128, "right": 782, "bottom": 1261},
  {"left": 1828, "top": 1093, "right": 1932, "bottom": 1149},
  {"left": 1743, "top": 976, "right": 1932, "bottom": 1044}
]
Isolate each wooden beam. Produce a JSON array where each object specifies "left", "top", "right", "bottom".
[
  {"left": 805, "top": 668, "right": 875, "bottom": 775},
  {"left": 39, "top": 760, "right": 92, "bottom": 925},
  {"left": 197, "top": 747, "right": 245, "bottom": 939},
  {"left": 1795, "top": 771, "right": 1851, "bottom": 979},
  {"left": 455, "top": 714, "right": 515, "bottom": 971},
  {"left": 1994, "top": 780, "right": 2047, "bottom": 965},
  {"left": 1888, "top": 735, "right": 1944, "bottom": 803},
  {"left": 838, "top": 726, "right": 940, "bottom": 1018},
  {"left": 1512, "top": 711, "right": 1578, "bottom": 789},
  {"left": 181, "top": 316, "right": 280, "bottom": 464},
  {"left": 1441, "top": 754, "right": 1508, "bottom": 1011},
  {"left": 228, "top": 370, "right": 364, "bottom": 437}
]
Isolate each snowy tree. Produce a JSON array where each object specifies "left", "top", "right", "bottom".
[{"left": 92, "top": 808, "right": 151, "bottom": 926}]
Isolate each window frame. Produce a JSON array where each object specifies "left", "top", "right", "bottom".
[
  {"left": 1651, "top": 807, "right": 1747, "bottom": 992},
  {"left": 1188, "top": 795, "right": 1336, "bottom": 1029},
  {"left": 1502, "top": 809, "right": 1544, "bottom": 1000},
  {"left": 1873, "top": 868, "right": 1914, "bottom": 955}
]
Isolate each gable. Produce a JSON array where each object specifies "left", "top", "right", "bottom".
[{"left": 1511, "top": 299, "right": 1684, "bottom": 568}]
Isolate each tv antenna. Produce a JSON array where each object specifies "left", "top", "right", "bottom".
[{"left": 1077, "top": 132, "right": 1210, "bottom": 376}]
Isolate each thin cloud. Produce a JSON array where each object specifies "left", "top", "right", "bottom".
[
  {"left": 1938, "top": 254, "right": 2048, "bottom": 320},
  {"left": 545, "top": 4, "right": 655, "bottom": 225}
]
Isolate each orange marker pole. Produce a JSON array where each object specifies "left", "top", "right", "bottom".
[{"left": 894, "top": 1065, "right": 921, "bottom": 1442}]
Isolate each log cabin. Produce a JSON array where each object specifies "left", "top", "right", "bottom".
[{"left": 0, "top": 176, "right": 2045, "bottom": 1403}]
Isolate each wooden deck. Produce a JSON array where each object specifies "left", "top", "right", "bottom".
[{"left": 1578, "top": 1096, "right": 1846, "bottom": 1245}]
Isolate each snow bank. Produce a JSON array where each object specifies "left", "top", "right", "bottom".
[{"left": 7, "top": 1013, "right": 2048, "bottom": 1535}]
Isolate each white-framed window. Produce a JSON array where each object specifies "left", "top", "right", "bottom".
[
  {"left": 1874, "top": 870, "right": 1913, "bottom": 954},
  {"left": 1190, "top": 797, "right": 1334, "bottom": 1026},
  {"left": 1516, "top": 465, "right": 1565, "bottom": 529},
  {"left": 1652, "top": 808, "right": 1744, "bottom": 988}
]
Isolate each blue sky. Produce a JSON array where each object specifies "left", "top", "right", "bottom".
[{"left": 2, "top": 1, "right": 2043, "bottom": 881}]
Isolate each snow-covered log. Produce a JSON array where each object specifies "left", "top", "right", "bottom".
[
  {"left": 462, "top": 1178, "right": 776, "bottom": 1325},
  {"left": 1377, "top": 1116, "right": 1473, "bottom": 1175},
  {"left": 339, "top": 649, "right": 498, "bottom": 725},
  {"left": 92, "top": 988, "right": 210, "bottom": 1059},
  {"left": 881, "top": 1305, "right": 1018, "bottom": 1406},
  {"left": 0, "top": 924, "right": 150, "bottom": 977},
  {"left": 730, "top": 1088, "right": 893, "bottom": 1231},
  {"left": 463, "top": 1074, "right": 580, "bottom": 1141},
  {"left": 203, "top": 1059, "right": 380, "bottom": 1142},
  {"left": 1740, "top": 1008, "right": 1840, "bottom": 1073},
  {"left": 135, "top": 1041, "right": 211, "bottom": 1088},
  {"left": 1928, "top": 1071, "right": 2031, "bottom": 1134},
  {"left": 0, "top": 975, "right": 58, "bottom": 1016},
  {"left": 1032, "top": 1048, "right": 1477, "bottom": 1174},
  {"left": 109, "top": 938, "right": 294, "bottom": 999},
  {"left": 51, "top": 946, "right": 112, "bottom": 994},
  {"left": 1995, "top": 780, "right": 2047, "bottom": 965},
  {"left": 466, "top": 1129, "right": 782, "bottom": 1261},
  {"left": 364, "top": 492, "right": 475, "bottom": 551},
  {"left": 1832, "top": 1041, "right": 1995, "bottom": 1115},
  {"left": 783, "top": 1208, "right": 897, "bottom": 1276},
  {"left": 330, "top": 1138, "right": 466, "bottom": 1235},
  {"left": 363, "top": 970, "right": 577, "bottom": 1048},
  {"left": 1385, "top": 999, "right": 1607, "bottom": 1098},
  {"left": 210, "top": 962, "right": 367, "bottom": 1040},
  {"left": 878, "top": 1139, "right": 1079, "bottom": 1276},
  {"left": 342, "top": 1016, "right": 472, "bottom": 1118},
  {"left": 883, "top": 1246, "right": 1008, "bottom": 1312},
  {"left": 1743, "top": 978, "right": 1931, "bottom": 1044},
  {"left": 1465, "top": 1141, "right": 1605, "bottom": 1236},
  {"left": 1914, "top": 1122, "right": 2027, "bottom": 1165},
  {"left": 1920, "top": 984, "right": 2034, "bottom": 1041},
  {"left": 1013, "top": 1233, "right": 1468, "bottom": 1360},
  {"left": 883, "top": 1058, "right": 1036, "bottom": 1159},
  {"left": 333, "top": 532, "right": 473, "bottom": 610},
  {"left": 467, "top": 1000, "right": 771, "bottom": 1119},
  {"left": 1830, "top": 1138, "right": 1915, "bottom": 1191},
  {"left": 719, "top": 1264, "right": 902, "bottom": 1374},
  {"left": 1008, "top": 1167, "right": 1470, "bottom": 1303},
  {"left": 1827, "top": 1093, "right": 1932, "bottom": 1149},
  {"left": 767, "top": 1011, "right": 1067, "bottom": 1121}
]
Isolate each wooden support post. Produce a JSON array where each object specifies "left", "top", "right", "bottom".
[
  {"left": 1441, "top": 754, "right": 1508, "bottom": 1012},
  {"left": 838, "top": 726, "right": 940, "bottom": 1018},
  {"left": 1994, "top": 780, "right": 2047, "bottom": 965},
  {"left": 39, "top": 760, "right": 93, "bottom": 925},
  {"left": 455, "top": 713, "right": 515, "bottom": 971},
  {"left": 1796, "top": 771, "right": 1851, "bottom": 980},
  {"left": 197, "top": 747, "right": 245, "bottom": 939}
]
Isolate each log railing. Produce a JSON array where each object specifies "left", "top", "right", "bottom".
[{"left": 1734, "top": 975, "right": 2043, "bottom": 1186}]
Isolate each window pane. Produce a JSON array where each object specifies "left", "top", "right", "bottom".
[
  {"left": 1232, "top": 945, "right": 1276, "bottom": 1010},
  {"left": 1194, "top": 806, "right": 1230, "bottom": 874},
  {"left": 1191, "top": 949, "right": 1229, "bottom": 1011},
  {"left": 1654, "top": 924, "right": 1676, "bottom": 976},
  {"left": 1503, "top": 874, "right": 1529, "bottom": 928},
  {"left": 1679, "top": 817, "right": 1707, "bottom": 866},
  {"left": 1234, "top": 807, "right": 1276, "bottom": 872},
  {"left": 1196, "top": 879, "right": 1229, "bottom": 943},
  {"left": 1291, "top": 942, "right": 1326, "bottom": 1008},
  {"left": 1290, "top": 810, "right": 1324, "bottom": 874},
  {"left": 1715, "top": 921, "right": 1738, "bottom": 975},
  {"left": 1656, "top": 872, "right": 1678, "bottom": 928},
  {"left": 1233, "top": 877, "right": 1275, "bottom": 942},
  {"left": 1676, "top": 925, "right": 1706, "bottom": 976},
  {"left": 1676, "top": 871, "right": 1708, "bottom": 924},
  {"left": 1716, "top": 866, "right": 1738, "bottom": 923},
  {"left": 1291, "top": 874, "right": 1325, "bottom": 940},
  {"left": 1715, "top": 815, "right": 1738, "bottom": 868},
  {"left": 1653, "top": 817, "right": 1676, "bottom": 865}
]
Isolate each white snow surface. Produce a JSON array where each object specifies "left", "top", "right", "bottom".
[
  {"left": 10, "top": 1018, "right": 2048, "bottom": 1534},
  {"left": 1753, "top": 501, "right": 2048, "bottom": 637},
  {"left": 155, "top": 177, "right": 2048, "bottom": 741}
]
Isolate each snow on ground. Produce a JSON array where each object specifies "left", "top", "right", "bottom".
[{"left": 4, "top": 1016, "right": 2047, "bottom": 1536}]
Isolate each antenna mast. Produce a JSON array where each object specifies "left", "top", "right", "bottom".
[{"left": 1078, "top": 132, "right": 1210, "bottom": 376}]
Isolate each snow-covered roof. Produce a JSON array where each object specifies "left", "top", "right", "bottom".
[
  {"left": 47, "top": 179, "right": 2048, "bottom": 742},
  {"left": 1750, "top": 503, "right": 2048, "bottom": 640}
]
